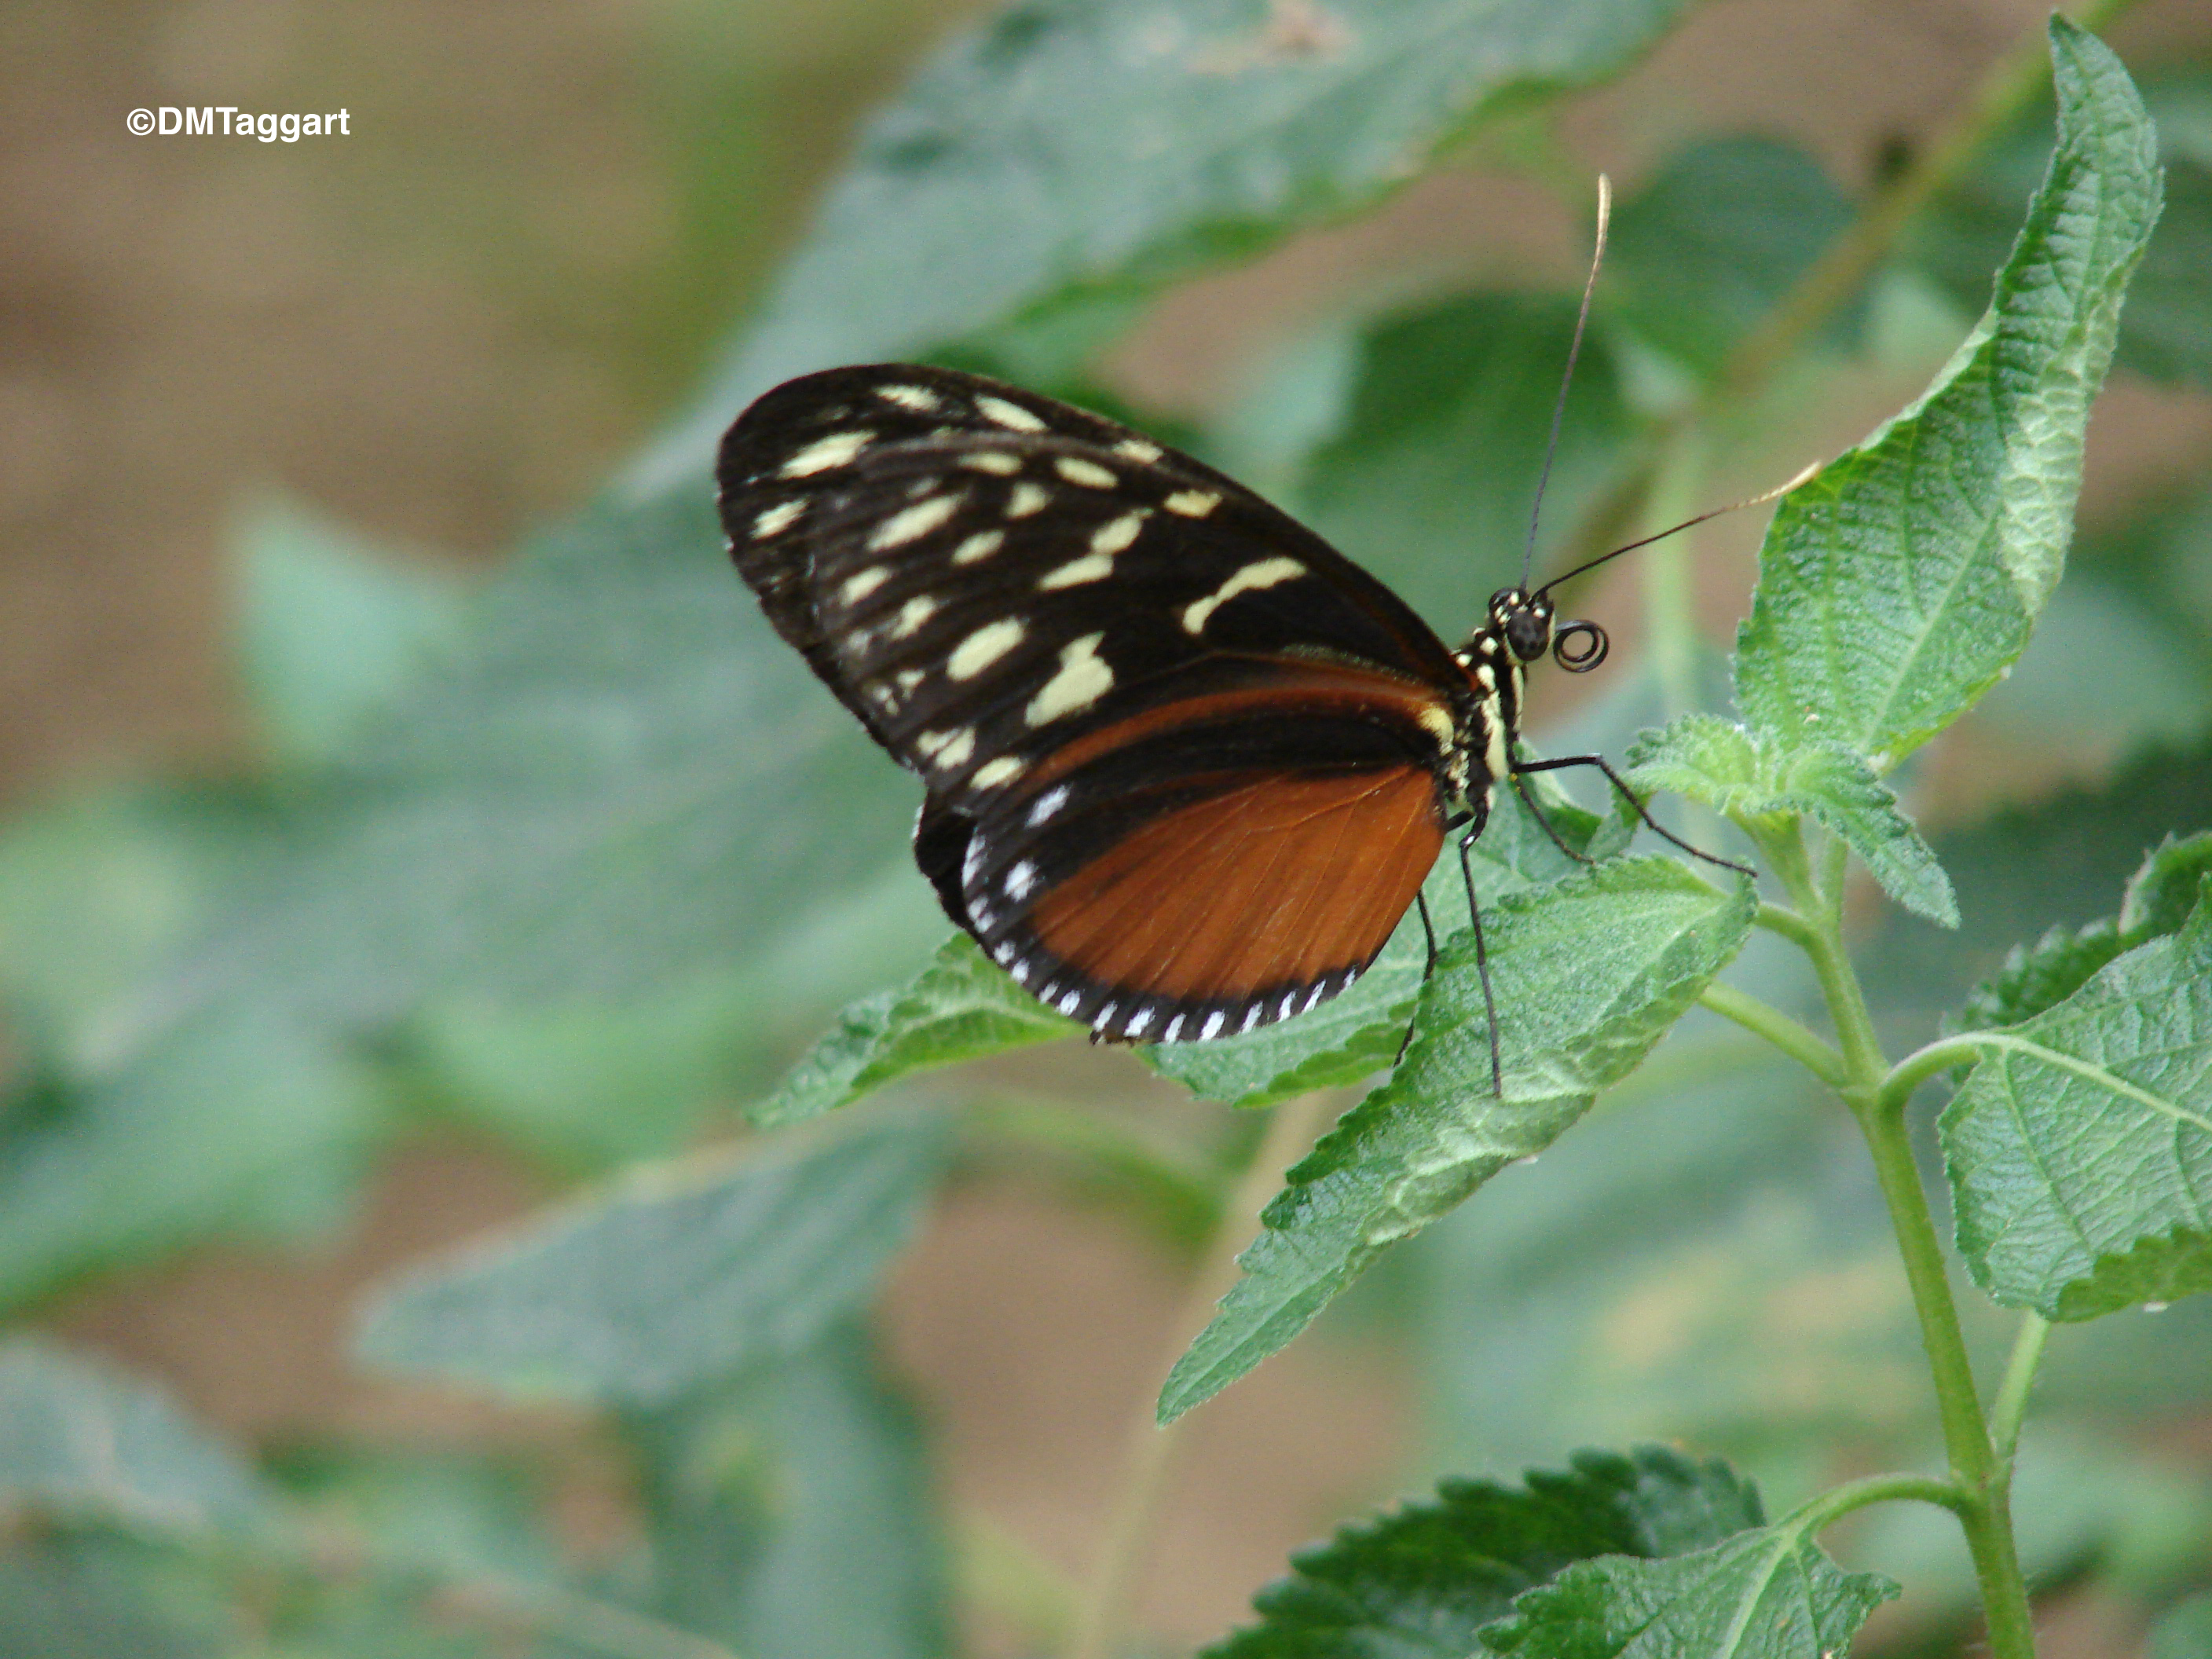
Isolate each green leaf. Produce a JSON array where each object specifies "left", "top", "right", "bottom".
[
  {"left": 357, "top": 1120, "right": 947, "bottom": 1404},
  {"left": 1626, "top": 714, "right": 1957, "bottom": 924},
  {"left": 1605, "top": 137, "right": 1855, "bottom": 379},
  {"left": 623, "top": 1325, "right": 950, "bottom": 1659},
  {"left": 233, "top": 495, "right": 470, "bottom": 767},
  {"left": 1148, "top": 782, "right": 1607, "bottom": 1109},
  {"left": 1941, "top": 886, "right": 2212, "bottom": 1320},
  {"left": 1199, "top": 1447, "right": 1761, "bottom": 1658},
  {"left": 0, "top": 1339, "right": 271, "bottom": 1538},
  {"left": 1917, "top": 68, "right": 2212, "bottom": 390},
  {"left": 665, "top": 0, "right": 1703, "bottom": 471},
  {"left": 1734, "top": 18, "right": 2162, "bottom": 767},
  {"left": 753, "top": 936, "right": 1075, "bottom": 1127},
  {"left": 1159, "top": 857, "right": 1753, "bottom": 1421},
  {"left": 1295, "top": 293, "right": 1628, "bottom": 628},
  {"left": 1480, "top": 1508, "right": 1896, "bottom": 1659},
  {"left": 1950, "top": 832, "right": 2212, "bottom": 1031}
]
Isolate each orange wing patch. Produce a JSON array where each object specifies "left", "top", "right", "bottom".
[{"left": 1026, "top": 766, "right": 1442, "bottom": 1005}]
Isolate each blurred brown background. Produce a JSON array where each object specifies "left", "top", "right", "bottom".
[{"left": 6, "top": 0, "right": 2210, "bottom": 1653}]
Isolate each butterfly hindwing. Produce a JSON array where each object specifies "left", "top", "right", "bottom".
[{"left": 718, "top": 364, "right": 1478, "bottom": 1041}]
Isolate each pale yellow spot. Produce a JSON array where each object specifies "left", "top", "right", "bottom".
[
  {"left": 840, "top": 567, "right": 892, "bottom": 605},
  {"left": 892, "top": 596, "right": 939, "bottom": 639},
  {"left": 1007, "top": 483, "right": 1050, "bottom": 518},
  {"left": 895, "top": 668, "right": 925, "bottom": 693},
  {"left": 971, "top": 756, "right": 1025, "bottom": 789},
  {"left": 781, "top": 430, "right": 873, "bottom": 477},
  {"left": 958, "top": 452, "right": 1022, "bottom": 475},
  {"left": 976, "top": 395, "right": 1046, "bottom": 432},
  {"left": 752, "top": 500, "right": 804, "bottom": 539},
  {"left": 1113, "top": 438, "right": 1163, "bottom": 463},
  {"left": 1164, "top": 489, "right": 1221, "bottom": 518},
  {"left": 953, "top": 529, "right": 1005, "bottom": 564},
  {"left": 1038, "top": 554, "right": 1114, "bottom": 589},
  {"left": 877, "top": 383, "right": 939, "bottom": 412},
  {"left": 1054, "top": 456, "right": 1116, "bottom": 489},
  {"left": 932, "top": 728, "right": 975, "bottom": 770},
  {"left": 1091, "top": 510, "right": 1147, "bottom": 555},
  {"left": 869, "top": 493, "right": 962, "bottom": 551},
  {"left": 948, "top": 619, "right": 1026, "bottom": 679},
  {"left": 1181, "top": 558, "right": 1306, "bottom": 635},
  {"left": 1416, "top": 705, "right": 1456, "bottom": 749},
  {"left": 1026, "top": 633, "right": 1114, "bottom": 726}
]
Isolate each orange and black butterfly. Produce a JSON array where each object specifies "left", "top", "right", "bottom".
[{"left": 717, "top": 354, "right": 1753, "bottom": 1088}]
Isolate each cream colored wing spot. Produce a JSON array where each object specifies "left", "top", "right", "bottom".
[
  {"left": 1181, "top": 558, "right": 1307, "bottom": 635},
  {"left": 1037, "top": 554, "right": 1115, "bottom": 589},
  {"left": 958, "top": 451, "right": 1022, "bottom": 474},
  {"left": 869, "top": 493, "right": 963, "bottom": 550},
  {"left": 752, "top": 500, "right": 804, "bottom": 538},
  {"left": 1007, "top": 483, "right": 1051, "bottom": 518},
  {"left": 876, "top": 383, "right": 940, "bottom": 412},
  {"left": 1416, "top": 704, "right": 1456, "bottom": 751},
  {"left": 781, "top": 430, "right": 873, "bottom": 477},
  {"left": 1053, "top": 456, "right": 1117, "bottom": 489},
  {"left": 948, "top": 618, "right": 1026, "bottom": 679},
  {"left": 970, "top": 756, "right": 1025, "bottom": 789},
  {"left": 1112, "top": 438, "right": 1163, "bottom": 463},
  {"left": 1090, "top": 510, "right": 1147, "bottom": 554},
  {"left": 892, "top": 596, "right": 939, "bottom": 639},
  {"left": 1163, "top": 489, "right": 1220, "bottom": 518},
  {"left": 915, "top": 727, "right": 975, "bottom": 770},
  {"left": 1025, "top": 633, "right": 1113, "bottom": 726},
  {"left": 839, "top": 567, "right": 892, "bottom": 605},
  {"left": 976, "top": 394, "right": 1047, "bottom": 432},
  {"left": 952, "top": 529, "right": 1005, "bottom": 564}
]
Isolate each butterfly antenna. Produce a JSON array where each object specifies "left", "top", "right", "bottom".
[
  {"left": 1521, "top": 174, "right": 1612, "bottom": 591},
  {"left": 1536, "top": 459, "right": 1823, "bottom": 597}
]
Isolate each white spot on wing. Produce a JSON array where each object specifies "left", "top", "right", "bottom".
[
  {"left": 1007, "top": 483, "right": 1050, "bottom": 518},
  {"left": 916, "top": 727, "right": 974, "bottom": 770},
  {"left": 1057, "top": 990, "right": 1082, "bottom": 1016},
  {"left": 1004, "top": 860, "right": 1039, "bottom": 901},
  {"left": 1013, "top": 961, "right": 1034, "bottom": 985},
  {"left": 1054, "top": 456, "right": 1116, "bottom": 489},
  {"left": 971, "top": 756, "right": 1024, "bottom": 789},
  {"left": 1240, "top": 1005, "right": 1262, "bottom": 1032},
  {"left": 1026, "top": 633, "right": 1114, "bottom": 726},
  {"left": 840, "top": 567, "right": 892, "bottom": 605},
  {"left": 933, "top": 729, "right": 974, "bottom": 770},
  {"left": 977, "top": 395, "right": 1047, "bottom": 432},
  {"left": 1181, "top": 558, "right": 1307, "bottom": 635},
  {"left": 1164, "top": 489, "right": 1220, "bottom": 517},
  {"left": 1038, "top": 553, "right": 1115, "bottom": 589},
  {"left": 1416, "top": 704, "right": 1456, "bottom": 750},
  {"left": 892, "top": 596, "right": 939, "bottom": 638},
  {"left": 958, "top": 451, "right": 1022, "bottom": 474},
  {"left": 1027, "top": 785, "right": 1070, "bottom": 826},
  {"left": 781, "top": 430, "right": 873, "bottom": 477},
  {"left": 752, "top": 500, "right": 804, "bottom": 539},
  {"left": 1201, "top": 1011, "right": 1225, "bottom": 1039},
  {"left": 877, "top": 383, "right": 939, "bottom": 412},
  {"left": 1091, "top": 510, "right": 1147, "bottom": 554},
  {"left": 1125, "top": 1007, "right": 1153, "bottom": 1037},
  {"left": 1163, "top": 1015, "right": 1185, "bottom": 1041},
  {"left": 870, "top": 493, "right": 962, "bottom": 550},
  {"left": 1301, "top": 985, "right": 1325, "bottom": 1013},
  {"left": 1113, "top": 438, "right": 1163, "bottom": 463},
  {"left": 953, "top": 529, "right": 1005, "bottom": 564},
  {"left": 948, "top": 618, "right": 1025, "bottom": 679},
  {"left": 895, "top": 668, "right": 925, "bottom": 692}
]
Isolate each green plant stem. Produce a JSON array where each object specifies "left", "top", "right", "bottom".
[
  {"left": 1697, "top": 983, "right": 1848, "bottom": 1089},
  {"left": 1065, "top": 1091, "right": 1333, "bottom": 1659},
  {"left": 1763, "top": 829, "right": 2038, "bottom": 1658},
  {"left": 1786, "top": 1470, "right": 1973, "bottom": 1533},
  {"left": 1990, "top": 1313, "right": 2053, "bottom": 1467}
]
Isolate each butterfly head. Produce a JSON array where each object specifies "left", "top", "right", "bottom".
[{"left": 1481, "top": 588, "right": 1610, "bottom": 673}]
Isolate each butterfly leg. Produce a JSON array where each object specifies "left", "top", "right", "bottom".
[
  {"left": 1456, "top": 819, "right": 1505, "bottom": 1099},
  {"left": 1510, "top": 768, "right": 1597, "bottom": 866},
  {"left": 1395, "top": 890, "right": 1441, "bottom": 1066},
  {"left": 1511, "top": 755, "right": 1752, "bottom": 876}
]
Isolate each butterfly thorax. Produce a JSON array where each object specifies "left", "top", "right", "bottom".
[{"left": 1438, "top": 587, "right": 1554, "bottom": 815}]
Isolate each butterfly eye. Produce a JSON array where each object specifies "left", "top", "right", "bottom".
[
  {"left": 1503, "top": 608, "right": 1551, "bottom": 661},
  {"left": 1552, "top": 620, "right": 1609, "bottom": 672}
]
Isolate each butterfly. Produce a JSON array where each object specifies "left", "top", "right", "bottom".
[{"left": 717, "top": 357, "right": 1758, "bottom": 1090}]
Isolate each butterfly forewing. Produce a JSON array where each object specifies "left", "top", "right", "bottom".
[{"left": 718, "top": 364, "right": 1478, "bottom": 1042}]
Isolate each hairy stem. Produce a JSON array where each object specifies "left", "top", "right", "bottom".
[
  {"left": 1766, "top": 837, "right": 2037, "bottom": 1657},
  {"left": 1065, "top": 1092, "right": 1334, "bottom": 1659},
  {"left": 1697, "top": 982, "right": 1848, "bottom": 1089}
]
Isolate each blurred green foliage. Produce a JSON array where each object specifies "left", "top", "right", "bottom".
[{"left": 3, "top": 2, "right": 2210, "bottom": 1657}]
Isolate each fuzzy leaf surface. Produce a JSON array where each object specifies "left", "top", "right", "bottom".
[
  {"left": 1626, "top": 715, "right": 1956, "bottom": 925},
  {"left": 1734, "top": 19, "right": 2161, "bottom": 766},
  {"left": 671, "top": 0, "right": 1701, "bottom": 470},
  {"left": 1160, "top": 858, "right": 1753, "bottom": 1421},
  {"left": 1202, "top": 1447, "right": 1762, "bottom": 1658},
  {"left": 357, "top": 1122, "right": 946, "bottom": 1404},
  {"left": 1942, "top": 888, "right": 2212, "bottom": 1320},
  {"left": 1481, "top": 1514, "right": 1896, "bottom": 1659},
  {"left": 753, "top": 936, "right": 1075, "bottom": 1126}
]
